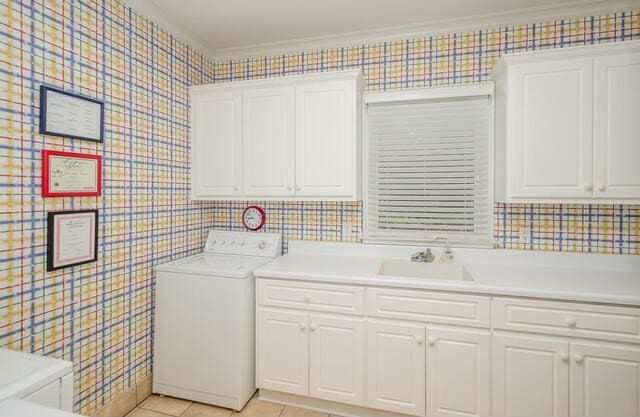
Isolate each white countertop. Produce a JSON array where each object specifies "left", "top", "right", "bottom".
[
  {"left": 0, "top": 348, "right": 73, "bottom": 400},
  {"left": 254, "top": 241, "right": 640, "bottom": 306}
]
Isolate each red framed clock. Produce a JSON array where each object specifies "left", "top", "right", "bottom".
[{"left": 242, "top": 205, "right": 266, "bottom": 231}]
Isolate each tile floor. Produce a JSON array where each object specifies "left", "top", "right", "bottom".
[{"left": 127, "top": 393, "right": 339, "bottom": 417}]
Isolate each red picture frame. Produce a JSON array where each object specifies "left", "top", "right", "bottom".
[{"left": 42, "top": 150, "right": 102, "bottom": 197}]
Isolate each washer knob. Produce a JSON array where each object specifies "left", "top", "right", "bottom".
[{"left": 258, "top": 240, "right": 266, "bottom": 249}]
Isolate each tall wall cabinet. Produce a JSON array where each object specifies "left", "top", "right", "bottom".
[
  {"left": 190, "top": 70, "right": 363, "bottom": 200},
  {"left": 493, "top": 40, "right": 640, "bottom": 202}
]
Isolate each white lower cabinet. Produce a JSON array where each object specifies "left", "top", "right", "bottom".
[
  {"left": 256, "top": 279, "right": 640, "bottom": 417},
  {"left": 309, "top": 313, "right": 365, "bottom": 405},
  {"left": 571, "top": 341, "right": 640, "bottom": 417},
  {"left": 492, "top": 333, "right": 570, "bottom": 417},
  {"left": 257, "top": 308, "right": 309, "bottom": 395},
  {"left": 366, "top": 320, "right": 426, "bottom": 416},
  {"left": 427, "top": 327, "right": 490, "bottom": 416}
]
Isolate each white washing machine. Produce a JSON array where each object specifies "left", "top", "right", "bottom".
[{"left": 153, "top": 230, "right": 281, "bottom": 410}]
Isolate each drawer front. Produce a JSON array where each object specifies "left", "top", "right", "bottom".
[
  {"left": 493, "top": 297, "right": 640, "bottom": 343},
  {"left": 257, "top": 279, "right": 364, "bottom": 315},
  {"left": 367, "top": 288, "right": 490, "bottom": 328}
]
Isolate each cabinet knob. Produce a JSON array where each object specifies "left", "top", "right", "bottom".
[
  {"left": 304, "top": 295, "right": 311, "bottom": 303},
  {"left": 575, "top": 354, "right": 584, "bottom": 364},
  {"left": 299, "top": 323, "right": 306, "bottom": 331},
  {"left": 598, "top": 184, "right": 606, "bottom": 192},
  {"left": 428, "top": 337, "right": 436, "bottom": 346},
  {"left": 287, "top": 186, "right": 292, "bottom": 191},
  {"left": 416, "top": 336, "right": 424, "bottom": 345},
  {"left": 559, "top": 352, "right": 569, "bottom": 362},
  {"left": 584, "top": 184, "right": 593, "bottom": 191},
  {"left": 234, "top": 187, "right": 238, "bottom": 191},
  {"left": 565, "top": 317, "right": 577, "bottom": 328},
  {"left": 296, "top": 187, "right": 301, "bottom": 192},
  {"left": 310, "top": 324, "right": 317, "bottom": 332}
]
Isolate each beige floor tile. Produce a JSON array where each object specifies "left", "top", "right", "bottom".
[
  {"left": 182, "top": 402, "right": 233, "bottom": 417},
  {"left": 281, "top": 405, "right": 329, "bottom": 417},
  {"left": 127, "top": 407, "right": 173, "bottom": 417},
  {"left": 140, "top": 394, "right": 192, "bottom": 416},
  {"left": 231, "top": 398, "right": 284, "bottom": 417}
]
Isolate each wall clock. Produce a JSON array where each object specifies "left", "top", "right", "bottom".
[{"left": 242, "top": 205, "right": 266, "bottom": 231}]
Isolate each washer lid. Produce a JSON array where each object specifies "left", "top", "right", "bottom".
[{"left": 156, "top": 253, "right": 273, "bottom": 278}]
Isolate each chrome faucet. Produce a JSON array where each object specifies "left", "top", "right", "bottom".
[{"left": 411, "top": 248, "right": 435, "bottom": 263}]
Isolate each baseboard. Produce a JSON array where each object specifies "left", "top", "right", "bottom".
[{"left": 92, "top": 374, "right": 152, "bottom": 417}]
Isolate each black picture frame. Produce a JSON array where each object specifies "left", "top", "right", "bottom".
[
  {"left": 47, "top": 209, "right": 99, "bottom": 271},
  {"left": 39, "top": 85, "right": 105, "bottom": 142}
]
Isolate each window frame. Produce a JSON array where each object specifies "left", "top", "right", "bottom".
[{"left": 362, "top": 83, "right": 495, "bottom": 247}]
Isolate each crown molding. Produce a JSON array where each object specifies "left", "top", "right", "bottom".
[
  {"left": 121, "top": 0, "right": 217, "bottom": 57},
  {"left": 211, "top": 0, "right": 640, "bottom": 62}
]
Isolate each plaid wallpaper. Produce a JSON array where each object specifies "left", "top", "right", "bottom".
[
  {"left": 208, "top": 10, "right": 640, "bottom": 256},
  {"left": 0, "top": 2, "right": 639, "bottom": 417},
  {"left": 0, "top": 0, "right": 217, "bottom": 413}
]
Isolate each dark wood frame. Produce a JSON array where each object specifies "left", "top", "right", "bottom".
[
  {"left": 39, "top": 85, "right": 105, "bottom": 142},
  {"left": 47, "top": 209, "right": 99, "bottom": 271}
]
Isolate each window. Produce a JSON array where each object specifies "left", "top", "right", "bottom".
[{"left": 364, "top": 86, "right": 493, "bottom": 246}]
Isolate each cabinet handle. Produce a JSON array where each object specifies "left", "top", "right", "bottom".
[
  {"left": 304, "top": 295, "right": 311, "bottom": 303},
  {"left": 310, "top": 324, "right": 317, "bottom": 332},
  {"left": 428, "top": 337, "right": 436, "bottom": 346},
  {"left": 575, "top": 354, "right": 584, "bottom": 364},
  {"left": 296, "top": 187, "right": 301, "bottom": 192},
  {"left": 287, "top": 186, "right": 292, "bottom": 191},
  {"left": 598, "top": 184, "right": 606, "bottom": 192},
  {"left": 565, "top": 317, "right": 577, "bottom": 328},
  {"left": 416, "top": 336, "right": 424, "bottom": 345},
  {"left": 233, "top": 187, "right": 239, "bottom": 191},
  {"left": 584, "top": 184, "right": 593, "bottom": 191},
  {"left": 299, "top": 323, "right": 306, "bottom": 331},
  {"left": 559, "top": 352, "right": 569, "bottom": 362}
]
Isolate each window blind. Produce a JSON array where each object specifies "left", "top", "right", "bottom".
[{"left": 365, "top": 95, "right": 492, "bottom": 246}]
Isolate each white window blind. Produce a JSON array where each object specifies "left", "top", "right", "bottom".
[{"left": 365, "top": 95, "right": 492, "bottom": 246}]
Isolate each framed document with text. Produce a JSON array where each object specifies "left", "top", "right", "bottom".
[
  {"left": 47, "top": 209, "right": 99, "bottom": 271},
  {"left": 39, "top": 85, "right": 104, "bottom": 142},
  {"left": 42, "top": 150, "right": 102, "bottom": 197}
]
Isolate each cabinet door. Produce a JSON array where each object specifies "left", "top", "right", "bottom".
[
  {"left": 191, "top": 91, "right": 242, "bottom": 197},
  {"left": 427, "top": 327, "right": 490, "bottom": 416},
  {"left": 594, "top": 51, "right": 640, "bottom": 199},
  {"left": 257, "top": 308, "right": 309, "bottom": 395},
  {"left": 492, "top": 333, "right": 569, "bottom": 417},
  {"left": 366, "top": 319, "right": 426, "bottom": 416},
  {"left": 295, "top": 80, "right": 356, "bottom": 198},
  {"left": 509, "top": 58, "right": 593, "bottom": 199},
  {"left": 243, "top": 87, "right": 295, "bottom": 196},
  {"left": 309, "top": 313, "right": 365, "bottom": 406},
  {"left": 571, "top": 341, "right": 640, "bottom": 417}
]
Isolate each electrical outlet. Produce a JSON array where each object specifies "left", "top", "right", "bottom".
[{"left": 519, "top": 227, "right": 531, "bottom": 244}]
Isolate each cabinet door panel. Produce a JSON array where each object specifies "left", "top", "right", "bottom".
[
  {"left": 571, "top": 342, "right": 640, "bottom": 417},
  {"left": 366, "top": 320, "right": 426, "bottom": 416},
  {"left": 191, "top": 92, "right": 242, "bottom": 197},
  {"left": 243, "top": 87, "right": 295, "bottom": 196},
  {"left": 295, "top": 80, "right": 355, "bottom": 197},
  {"left": 594, "top": 51, "right": 640, "bottom": 199},
  {"left": 309, "top": 314, "right": 365, "bottom": 406},
  {"left": 510, "top": 58, "right": 593, "bottom": 198},
  {"left": 492, "top": 333, "right": 569, "bottom": 417},
  {"left": 257, "top": 308, "right": 308, "bottom": 395},
  {"left": 427, "top": 327, "right": 490, "bottom": 416}
]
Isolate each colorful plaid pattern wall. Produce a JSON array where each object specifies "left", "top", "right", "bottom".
[
  {"left": 0, "top": 0, "right": 216, "bottom": 414},
  {"left": 208, "top": 9, "right": 640, "bottom": 256}
]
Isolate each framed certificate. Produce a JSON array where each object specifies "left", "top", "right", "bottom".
[
  {"left": 39, "top": 85, "right": 104, "bottom": 142},
  {"left": 42, "top": 150, "right": 102, "bottom": 197},
  {"left": 47, "top": 209, "right": 99, "bottom": 271}
]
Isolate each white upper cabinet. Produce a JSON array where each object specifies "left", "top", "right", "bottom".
[
  {"left": 295, "top": 79, "right": 359, "bottom": 198},
  {"left": 191, "top": 90, "right": 242, "bottom": 198},
  {"left": 494, "top": 40, "right": 640, "bottom": 203},
  {"left": 243, "top": 86, "right": 295, "bottom": 197},
  {"left": 190, "top": 70, "right": 363, "bottom": 200},
  {"left": 594, "top": 51, "right": 640, "bottom": 199}
]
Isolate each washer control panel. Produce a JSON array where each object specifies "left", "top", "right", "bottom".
[{"left": 204, "top": 231, "right": 282, "bottom": 257}]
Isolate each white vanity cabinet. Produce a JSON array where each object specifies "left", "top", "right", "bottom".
[
  {"left": 494, "top": 40, "right": 640, "bottom": 202},
  {"left": 190, "top": 70, "right": 363, "bottom": 200}
]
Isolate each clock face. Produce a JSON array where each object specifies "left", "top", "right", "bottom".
[{"left": 242, "top": 206, "right": 266, "bottom": 231}]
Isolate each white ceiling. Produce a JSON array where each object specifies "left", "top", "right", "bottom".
[{"left": 124, "top": 0, "right": 635, "bottom": 59}]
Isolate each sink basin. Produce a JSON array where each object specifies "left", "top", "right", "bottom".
[{"left": 378, "top": 259, "right": 474, "bottom": 281}]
